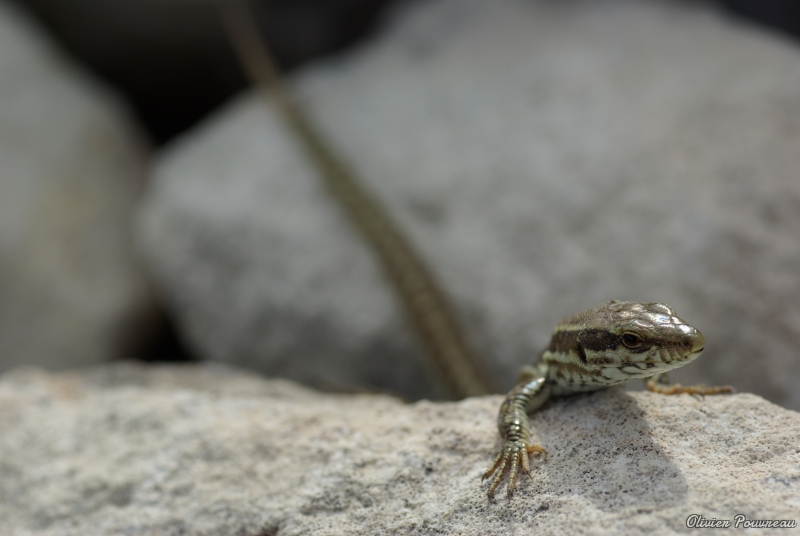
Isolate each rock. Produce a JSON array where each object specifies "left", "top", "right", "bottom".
[
  {"left": 138, "top": 0, "right": 800, "bottom": 407},
  {"left": 0, "top": 363, "right": 798, "bottom": 535},
  {"left": 0, "top": 1, "right": 157, "bottom": 372}
]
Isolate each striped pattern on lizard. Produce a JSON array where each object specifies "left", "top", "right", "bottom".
[{"left": 483, "top": 300, "right": 734, "bottom": 500}]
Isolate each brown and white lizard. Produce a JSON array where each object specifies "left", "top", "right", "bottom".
[
  {"left": 219, "top": 10, "right": 733, "bottom": 501},
  {"left": 483, "top": 300, "right": 734, "bottom": 500}
]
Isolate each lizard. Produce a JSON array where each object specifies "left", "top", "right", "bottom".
[
  {"left": 219, "top": 12, "right": 735, "bottom": 496},
  {"left": 483, "top": 300, "right": 734, "bottom": 500}
]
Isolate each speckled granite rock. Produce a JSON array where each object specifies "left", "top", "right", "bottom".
[
  {"left": 0, "top": 1, "right": 157, "bottom": 372},
  {"left": 138, "top": 0, "right": 800, "bottom": 407},
  {"left": 0, "top": 363, "right": 798, "bottom": 535}
]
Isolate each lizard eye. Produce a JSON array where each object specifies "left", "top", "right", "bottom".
[{"left": 621, "top": 332, "right": 641, "bottom": 348}]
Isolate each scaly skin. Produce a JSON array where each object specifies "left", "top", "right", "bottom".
[{"left": 483, "top": 300, "right": 734, "bottom": 500}]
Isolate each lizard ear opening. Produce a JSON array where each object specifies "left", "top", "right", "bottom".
[{"left": 576, "top": 342, "right": 588, "bottom": 364}]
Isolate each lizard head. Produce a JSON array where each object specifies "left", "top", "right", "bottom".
[{"left": 547, "top": 300, "right": 705, "bottom": 386}]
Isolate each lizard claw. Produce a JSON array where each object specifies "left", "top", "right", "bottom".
[
  {"left": 645, "top": 378, "right": 735, "bottom": 396},
  {"left": 483, "top": 441, "right": 546, "bottom": 500}
]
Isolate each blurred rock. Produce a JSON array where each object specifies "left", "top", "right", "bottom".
[
  {"left": 139, "top": 0, "right": 800, "bottom": 407},
  {"left": 16, "top": 0, "right": 400, "bottom": 144},
  {"left": 0, "top": 1, "right": 157, "bottom": 372},
  {"left": 0, "top": 363, "right": 798, "bottom": 534}
]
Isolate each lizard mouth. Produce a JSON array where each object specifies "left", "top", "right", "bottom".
[
  {"left": 684, "top": 347, "right": 704, "bottom": 361},
  {"left": 604, "top": 346, "right": 704, "bottom": 369},
  {"left": 653, "top": 344, "right": 704, "bottom": 364}
]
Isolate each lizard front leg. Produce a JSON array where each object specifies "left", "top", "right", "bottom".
[
  {"left": 483, "top": 365, "right": 551, "bottom": 500},
  {"left": 645, "top": 372, "right": 735, "bottom": 396}
]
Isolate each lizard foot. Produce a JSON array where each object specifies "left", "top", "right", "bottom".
[
  {"left": 645, "top": 377, "right": 735, "bottom": 396},
  {"left": 483, "top": 441, "right": 546, "bottom": 500}
]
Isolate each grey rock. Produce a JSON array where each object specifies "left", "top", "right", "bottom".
[
  {"left": 0, "top": 1, "right": 157, "bottom": 372},
  {"left": 0, "top": 363, "right": 798, "bottom": 535},
  {"left": 138, "top": 0, "right": 800, "bottom": 407}
]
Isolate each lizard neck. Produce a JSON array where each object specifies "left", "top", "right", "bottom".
[{"left": 542, "top": 355, "right": 610, "bottom": 396}]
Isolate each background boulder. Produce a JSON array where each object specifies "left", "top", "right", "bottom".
[
  {"left": 139, "top": 0, "right": 800, "bottom": 407},
  {"left": 0, "top": 1, "right": 158, "bottom": 373}
]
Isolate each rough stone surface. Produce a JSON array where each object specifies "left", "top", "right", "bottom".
[
  {"left": 0, "top": 363, "right": 798, "bottom": 535},
  {"left": 138, "top": 0, "right": 800, "bottom": 407},
  {"left": 0, "top": 1, "right": 157, "bottom": 372}
]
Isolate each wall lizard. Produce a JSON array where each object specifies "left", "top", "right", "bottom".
[
  {"left": 484, "top": 300, "right": 734, "bottom": 500},
  {"left": 219, "top": 6, "right": 735, "bottom": 502}
]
